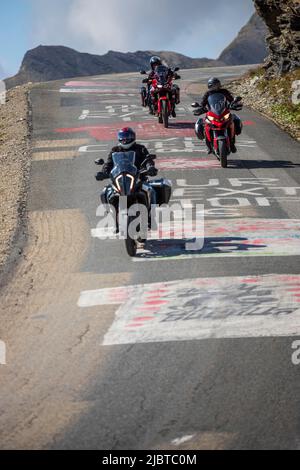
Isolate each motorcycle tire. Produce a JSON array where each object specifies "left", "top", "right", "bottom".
[
  {"left": 158, "top": 113, "right": 163, "bottom": 124},
  {"left": 125, "top": 216, "right": 137, "bottom": 257},
  {"left": 218, "top": 140, "right": 228, "bottom": 168},
  {"left": 162, "top": 100, "right": 169, "bottom": 128}
]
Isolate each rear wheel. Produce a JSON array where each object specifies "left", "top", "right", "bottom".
[
  {"left": 218, "top": 140, "right": 228, "bottom": 168},
  {"left": 162, "top": 100, "right": 169, "bottom": 128}
]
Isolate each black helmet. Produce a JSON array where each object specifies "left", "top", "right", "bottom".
[
  {"left": 150, "top": 56, "right": 162, "bottom": 70},
  {"left": 117, "top": 127, "right": 136, "bottom": 149},
  {"left": 208, "top": 77, "right": 221, "bottom": 91}
]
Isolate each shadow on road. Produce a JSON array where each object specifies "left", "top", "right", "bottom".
[
  {"left": 168, "top": 121, "right": 195, "bottom": 130},
  {"left": 137, "top": 237, "right": 266, "bottom": 259},
  {"left": 229, "top": 159, "right": 300, "bottom": 169}
]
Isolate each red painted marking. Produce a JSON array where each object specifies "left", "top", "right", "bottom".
[
  {"left": 132, "top": 316, "right": 154, "bottom": 321},
  {"left": 64, "top": 81, "right": 128, "bottom": 87},
  {"left": 55, "top": 121, "right": 196, "bottom": 140},
  {"left": 144, "top": 300, "right": 168, "bottom": 306},
  {"left": 248, "top": 239, "right": 266, "bottom": 245},
  {"left": 241, "top": 279, "right": 259, "bottom": 283},
  {"left": 243, "top": 121, "right": 255, "bottom": 126},
  {"left": 157, "top": 158, "right": 219, "bottom": 170}
]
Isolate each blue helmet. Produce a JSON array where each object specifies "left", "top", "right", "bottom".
[{"left": 117, "top": 127, "right": 136, "bottom": 149}]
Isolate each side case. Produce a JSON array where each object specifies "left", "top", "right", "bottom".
[{"left": 150, "top": 178, "right": 172, "bottom": 205}]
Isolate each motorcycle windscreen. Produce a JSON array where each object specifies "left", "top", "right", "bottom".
[
  {"left": 155, "top": 65, "right": 169, "bottom": 85},
  {"left": 111, "top": 152, "right": 138, "bottom": 178},
  {"left": 208, "top": 93, "right": 227, "bottom": 116},
  {"left": 111, "top": 152, "right": 138, "bottom": 195}
]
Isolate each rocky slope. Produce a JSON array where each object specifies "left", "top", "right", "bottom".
[
  {"left": 230, "top": 67, "right": 300, "bottom": 139},
  {"left": 218, "top": 13, "right": 268, "bottom": 65},
  {"left": 254, "top": 0, "right": 300, "bottom": 75}
]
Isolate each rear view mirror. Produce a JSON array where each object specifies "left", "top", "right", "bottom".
[
  {"left": 174, "top": 67, "right": 180, "bottom": 72},
  {"left": 148, "top": 154, "right": 157, "bottom": 160},
  {"left": 140, "top": 70, "right": 147, "bottom": 75},
  {"left": 191, "top": 102, "right": 200, "bottom": 108},
  {"left": 95, "top": 158, "right": 104, "bottom": 166}
]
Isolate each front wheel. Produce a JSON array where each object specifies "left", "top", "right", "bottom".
[
  {"left": 162, "top": 100, "right": 169, "bottom": 128},
  {"left": 158, "top": 107, "right": 163, "bottom": 124},
  {"left": 140, "top": 88, "right": 147, "bottom": 107},
  {"left": 218, "top": 139, "right": 228, "bottom": 168},
  {"left": 125, "top": 216, "right": 137, "bottom": 257}
]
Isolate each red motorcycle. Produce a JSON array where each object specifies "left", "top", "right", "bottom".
[
  {"left": 192, "top": 94, "right": 243, "bottom": 168},
  {"left": 141, "top": 65, "right": 180, "bottom": 128}
]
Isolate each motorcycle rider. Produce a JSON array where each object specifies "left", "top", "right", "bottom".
[
  {"left": 95, "top": 127, "right": 158, "bottom": 216},
  {"left": 199, "top": 77, "right": 242, "bottom": 154},
  {"left": 96, "top": 127, "right": 157, "bottom": 179},
  {"left": 142, "top": 56, "right": 180, "bottom": 116}
]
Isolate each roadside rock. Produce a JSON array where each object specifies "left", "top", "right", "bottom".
[{"left": 254, "top": 0, "right": 300, "bottom": 75}]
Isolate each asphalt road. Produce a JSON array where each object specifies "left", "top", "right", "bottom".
[{"left": 1, "top": 64, "right": 300, "bottom": 450}]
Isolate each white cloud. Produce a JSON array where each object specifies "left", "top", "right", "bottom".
[
  {"left": 0, "top": 64, "right": 6, "bottom": 80},
  {"left": 29, "top": 0, "right": 255, "bottom": 58}
]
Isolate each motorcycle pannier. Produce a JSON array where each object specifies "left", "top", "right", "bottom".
[{"left": 150, "top": 179, "right": 172, "bottom": 205}]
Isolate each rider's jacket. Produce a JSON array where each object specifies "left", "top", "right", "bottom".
[
  {"left": 200, "top": 89, "right": 234, "bottom": 110},
  {"left": 102, "top": 144, "right": 155, "bottom": 176}
]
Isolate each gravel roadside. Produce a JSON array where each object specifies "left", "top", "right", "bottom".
[{"left": 0, "top": 85, "right": 32, "bottom": 288}]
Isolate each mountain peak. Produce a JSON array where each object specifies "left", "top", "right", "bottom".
[{"left": 218, "top": 13, "right": 268, "bottom": 65}]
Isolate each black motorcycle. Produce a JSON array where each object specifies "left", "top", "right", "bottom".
[{"left": 95, "top": 152, "right": 172, "bottom": 257}]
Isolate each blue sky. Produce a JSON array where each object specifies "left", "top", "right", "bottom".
[
  {"left": 0, "top": 1, "right": 32, "bottom": 76},
  {"left": 0, "top": 0, "right": 255, "bottom": 78}
]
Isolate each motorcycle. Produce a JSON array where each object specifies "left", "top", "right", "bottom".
[
  {"left": 95, "top": 152, "right": 172, "bottom": 257},
  {"left": 140, "top": 66, "right": 180, "bottom": 128},
  {"left": 191, "top": 95, "right": 243, "bottom": 168}
]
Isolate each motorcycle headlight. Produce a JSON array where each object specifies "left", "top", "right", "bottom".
[
  {"left": 115, "top": 174, "right": 135, "bottom": 194},
  {"left": 157, "top": 84, "right": 163, "bottom": 89},
  {"left": 223, "top": 113, "right": 230, "bottom": 121},
  {"left": 207, "top": 115, "right": 214, "bottom": 121}
]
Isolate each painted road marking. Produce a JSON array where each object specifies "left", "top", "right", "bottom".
[
  {"left": 157, "top": 157, "right": 220, "bottom": 170},
  {"left": 55, "top": 120, "right": 255, "bottom": 141},
  {"left": 34, "top": 138, "right": 89, "bottom": 149},
  {"left": 171, "top": 178, "right": 300, "bottom": 207},
  {"left": 32, "top": 150, "right": 78, "bottom": 161},
  {"left": 78, "top": 274, "right": 300, "bottom": 344},
  {"left": 60, "top": 88, "right": 137, "bottom": 96},
  {"left": 91, "top": 218, "right": 300, "bottom": 261}
]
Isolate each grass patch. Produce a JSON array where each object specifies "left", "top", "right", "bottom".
[
  {"left": 248, "top": 67, "right": 265, "bottom": 79},
  {"left": 256, "top": 68, "right": 300, "bottom": 100},
  {"left": 271, "top": 103, "right": 300, "bottom": 126}
]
